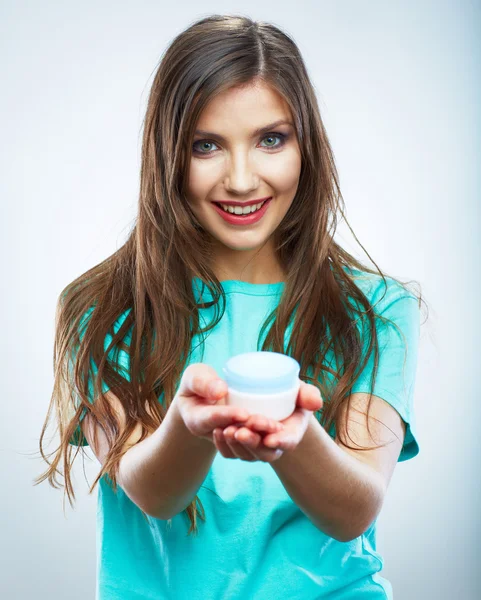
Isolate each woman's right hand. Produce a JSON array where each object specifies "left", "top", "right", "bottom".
[{"left": 174, "top": 363, "right": 282, "bottom": 444}]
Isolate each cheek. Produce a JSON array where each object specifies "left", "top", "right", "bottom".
[
  {"left": 188, "top": 162, "right": 219, "bottom": 198},
  {"left": 263, "top": 152, "right": 301, "bottom": 192}
]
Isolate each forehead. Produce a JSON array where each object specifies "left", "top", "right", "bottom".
[{"left": 196, "top": 82, "right": 292, "bottom": 128}]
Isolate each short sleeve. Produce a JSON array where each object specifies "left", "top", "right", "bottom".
[
  {"left": 68, "top": 307, "right": 132, "bottom": 446},
  {"left": 350, "top": 277, "right": 421, "bottom": 462}
]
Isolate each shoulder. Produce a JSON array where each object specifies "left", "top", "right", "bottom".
[{"left": 342, "top": 265, "right": 418, "bottom": 315}]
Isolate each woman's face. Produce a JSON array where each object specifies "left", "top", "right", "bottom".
[{"left": 186, "top": 81, "right": 302, "bottom": 273}]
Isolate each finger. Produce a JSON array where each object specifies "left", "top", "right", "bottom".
[
  {"left": 262, "top": 432, "right": 287, "bottom": 450},
  {"left": 203, "top": 405, "right": 251, "bottom": 430},
  {"left": 225, "top": 426, "right": 284, "bottom": 463},
  {"left": 248, "top": 441, "right": 284, "bottom": 462},
  {"left": 205, "top": 379, "right": 228, "bottom": 402},
  {"left": 233, "top": 427, "right": 262, "bottom": 448},
  {"left": 180, "top": 365, "right": 228, "bottom": 403},
  {"left": 262, "top": 417, "right": 304, "bottom": 451},
  {"left": 222, "top": 428, "right": 257, "bottom": 461},
  {"left": 298, "top": 383, "right": 323, "bottom": 411},
  {"left": 242, "top": 415, "right": 284, "bottom": 433},
  {"left": 213, "top": 428, "right": 237, "bottom": 459}
]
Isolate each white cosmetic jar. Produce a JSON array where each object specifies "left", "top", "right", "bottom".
[{"left": 222, "top": 351, "right": 301, "bottom": 421}]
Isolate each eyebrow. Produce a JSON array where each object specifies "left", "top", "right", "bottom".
[{"left": 194, "top": 119, "right": 294, "bottom": 142}]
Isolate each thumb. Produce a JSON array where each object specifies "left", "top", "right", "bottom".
[
  {"left": 299, "top": 382, "right": 323, "bottom": 411},
  {"left": 180, "top": 363, "right": 227, "bottom": 403},
  {"left": 205, "top": 379, "right": 227, "bottom": 403}
]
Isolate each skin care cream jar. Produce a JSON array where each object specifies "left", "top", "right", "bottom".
[{"left": 222, "top": 351, "right": 301, "bottom": 421}]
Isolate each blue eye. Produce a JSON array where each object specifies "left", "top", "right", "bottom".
[
  {"left": 194, "top": 140, "right": 219, "bottom": 154},
  {"left": 259, "top": 133, "right": 286, "bottom": 149},
  {"left": 192, "top": 132, "right": 287, "bottom": 156}
]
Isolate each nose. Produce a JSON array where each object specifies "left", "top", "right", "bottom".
[{"left": 223, "top": 151, "right": 259, "bottom": 196}]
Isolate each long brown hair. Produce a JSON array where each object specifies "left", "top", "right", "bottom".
[{"left": 34, "top": 14, "right": 428, "bottom": 536}]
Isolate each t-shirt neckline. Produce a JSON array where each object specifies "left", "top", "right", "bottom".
[
  {"left": 192, "top": 276, "right": 285, "bottom": 297},
  {"left": 219, "top": 279, "right": 285, "bottom": 296}
]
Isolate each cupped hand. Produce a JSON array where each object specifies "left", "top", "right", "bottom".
[
  {"left": 213, "top": 381, "right": 323, "bottom": 463},
  {"left": 174, "top": 363, "right": 282, "bottom": 443}
]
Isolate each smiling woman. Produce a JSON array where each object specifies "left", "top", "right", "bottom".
[
  {"left": 186, "top": 81, "right": 302, "bottom": 276},
  {"left": 35, "top": 12, "right": 428, "bottom": 600}
]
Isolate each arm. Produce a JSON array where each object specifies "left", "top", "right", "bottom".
[
  {"left": 82, "top": 365, "right": 260, "bottom": 521},
  {"left": 270, "top": 413, "right": 386, "bottom": 542},
  {"left": 116, "top": 399, "right": 217, "bottom": 520}
]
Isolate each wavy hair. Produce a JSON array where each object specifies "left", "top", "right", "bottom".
[{"left": 34, "top": 14, "right": 428, "bottom": 536}]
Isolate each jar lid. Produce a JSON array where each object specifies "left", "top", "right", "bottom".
[{"left": 222, "top": 351, "right": 300, "bottom": 394}]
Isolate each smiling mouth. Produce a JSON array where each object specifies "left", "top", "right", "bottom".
[{"left": 214, "top": 198, "right": 270, "bottom": 215}]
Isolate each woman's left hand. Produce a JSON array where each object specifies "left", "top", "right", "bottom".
[{"left": 213, "top": 382, "right": 323, "bottom": 462}]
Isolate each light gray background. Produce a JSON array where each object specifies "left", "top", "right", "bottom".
[{"left": 2, "top": 1, "right": 479, "bottom": 598}]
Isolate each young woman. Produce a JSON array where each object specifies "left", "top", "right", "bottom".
[{"left": 36, "top": 13, "right": 427, "bottom": 600}]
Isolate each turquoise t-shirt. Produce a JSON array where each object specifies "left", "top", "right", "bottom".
[{"left": 69, "top": 268, "right": 421, "bottom": 599}]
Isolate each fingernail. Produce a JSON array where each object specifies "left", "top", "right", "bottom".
[
  {"left": 208, "top": 381, "right": 224, "bottom": 398},
  {"left": 209, "top": 381, "right": 221, "bottom": 393}
]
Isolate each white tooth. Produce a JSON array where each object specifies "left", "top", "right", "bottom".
[{"left": 219, "top": 200, "right": 265, "bottom": 215}]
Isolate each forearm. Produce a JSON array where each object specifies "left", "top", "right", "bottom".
[
  {"left": 271, "top": 414, "right": 386, "bottom": 542},
  {"left": 118, "top": 398, "right": 217, "bottom": 520}
]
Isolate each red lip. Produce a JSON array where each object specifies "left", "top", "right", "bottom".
[
  {"left": 212, "top": 196, "right": 272, "bottom": 207},
  {"left": 212, "top": 197, "right": 272, "bottom": 225}
]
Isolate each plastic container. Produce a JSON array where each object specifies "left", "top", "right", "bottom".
[{"left": 221, "top": 351, "right": 301, "bottom": 421}]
